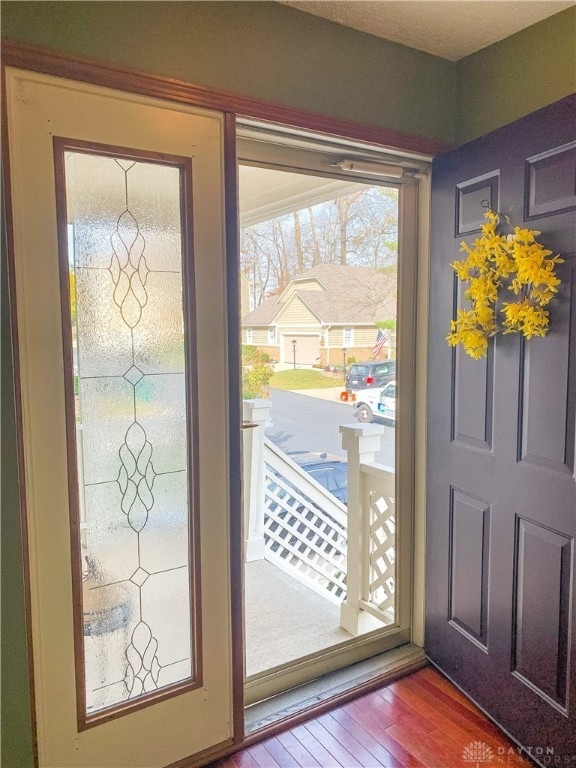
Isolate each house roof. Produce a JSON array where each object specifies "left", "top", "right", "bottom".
[
  {"left": 243, "top": 264, "right": 396, "bottom": 326},
  {"left": 242, "top": 296, "right": 282, "bottom": 325}
]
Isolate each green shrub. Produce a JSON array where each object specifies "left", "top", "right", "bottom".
[
  {"left": 242, "top": 348, "right": 273, "bottom": 399},
  {"left": 242, "top": 345, "right": 259, "bottom": 364}
]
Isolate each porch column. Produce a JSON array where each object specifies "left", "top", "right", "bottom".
[
  {"left": 243, "top": 399, "right": 271, "bottom": 562},
  {"left": 340, "top": 423, "right": 386, "bottom": 636}
]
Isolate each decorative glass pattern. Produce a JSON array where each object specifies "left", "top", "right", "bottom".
[{"left": 64, "top": 150, "right": 195, "bottom": 715}]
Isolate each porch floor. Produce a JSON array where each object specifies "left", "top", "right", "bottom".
[{"left": 245, "top": 559, "right": 353, "bottom": 677}]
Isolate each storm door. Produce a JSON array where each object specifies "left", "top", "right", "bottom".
[
  {"left": 6, "top": 68, "right": 235, "bottom": 767},
  {"left": 237, "top": 125, "right": 425, "bottom": 710}
]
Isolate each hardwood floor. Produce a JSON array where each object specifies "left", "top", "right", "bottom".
[{"left": 210, "top": 668, "right": 533, "bottom": 767}]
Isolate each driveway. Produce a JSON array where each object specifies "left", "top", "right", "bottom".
[{"left": 265, "top": 388, "right": 395, "bottom": 466}]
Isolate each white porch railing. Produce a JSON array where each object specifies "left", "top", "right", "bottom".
[
  {"left": 339, "top": 424, "right": 396, "bottom": 635},
  {"left": 264, "top": 438, "right": 348, "bottom": 603},
  {"left": 242, "top": 400, "right": 396, "bottom": 630}
]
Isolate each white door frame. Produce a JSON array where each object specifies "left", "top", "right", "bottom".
[{"left": 237, "top": 132, "right": 430, "bottom": 701}]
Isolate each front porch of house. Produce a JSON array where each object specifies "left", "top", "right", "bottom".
[
  {"left": 242, "top": 399, "right": 399, "bottom": 692},
  {"left": 245, "top": 559, "right": 351, "bottom": 677}
]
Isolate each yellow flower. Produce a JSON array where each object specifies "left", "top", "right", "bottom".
[
  {"left": 513, "top": 226, "right": 539, "bottom": 243},
  {"left": 451, "top": 260, "right": 470, "bottom": 281},
  {"left": 447, "top": 208, "right": 562, "bottom": 358},
  {"left": 465, "top": 273, "right": 499, "bottom": 305},
  {"left": 502, "top": 301, "right": 549, "bottom": 339}
]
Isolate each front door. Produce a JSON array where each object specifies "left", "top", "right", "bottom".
[
  {"left": 6, "top": 69, "right": 235, "bottom": 767},
  {"left": 426, "top": 95, "right": 576, "bottom": 759}
]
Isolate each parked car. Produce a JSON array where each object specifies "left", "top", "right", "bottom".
[
  {"left": 353, "top": 381, "right": 396, "bottom": 424},
  {"left": 345, "top": 360, "right": 395, "bottom": 392},
  {"left": 288, "top": 451, "right": 348, "bottom": 504}
]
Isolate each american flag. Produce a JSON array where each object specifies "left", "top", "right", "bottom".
[{"left": 371, "top": 329, "right": 389, "bottom": 358}]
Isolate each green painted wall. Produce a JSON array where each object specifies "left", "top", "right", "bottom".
[
  {"left": 456, "top": 6, "right": 576, "bottom": 144},
  {"left": 0, "top": 1, "right": 455, "bottom": 145},
  {"left": 4, "top": 1, "right": 573, "bottom": 147},
  {"left": 1, "top": 198, "right": 35, "bottom": 768}
]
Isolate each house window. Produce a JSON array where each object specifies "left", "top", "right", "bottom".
[
  {"left": 343, "top": 328, "right": 354, "bottom": 346},
  {"left": 246, "top": 328, "right": 253, "bottom": 344},
  {"left": 268, "top": 327, "right": 276, "bottom": 344}
]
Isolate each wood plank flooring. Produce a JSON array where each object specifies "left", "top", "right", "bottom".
[{"left": 210, "top": 668, "right": 533, "bottom": 767}]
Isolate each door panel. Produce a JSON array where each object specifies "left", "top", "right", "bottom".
[
  {"left": 6, "top": 69, "right": 233, "bottom": 767},
  {"left": 513, "top": 519, "right": 571, "bottom": 708},
  {"left": 448, "top": 489, "right": 490, "bottom": 646},
  {"left": 426, "top": 95, "right": 576, "bottom": 758}
]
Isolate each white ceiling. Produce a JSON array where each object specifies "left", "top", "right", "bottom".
[{"left": 280, "top": 1, "right": 575, "bottom": 61}]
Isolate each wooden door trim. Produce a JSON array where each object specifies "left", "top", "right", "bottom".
[{"left": 1, "top": 39, "right": 447, "bottom": 159}]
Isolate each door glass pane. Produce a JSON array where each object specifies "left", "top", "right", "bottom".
[
  {"left": 62, "top": 150, "right": 196, "bottom": 717},
  {"left": 240, "top": 165, "right": 399, "bottom": 688}
]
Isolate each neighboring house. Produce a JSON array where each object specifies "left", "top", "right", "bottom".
[{"left": 242, "top": 264, "right": 396, "bottom": 365}]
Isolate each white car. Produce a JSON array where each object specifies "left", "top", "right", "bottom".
[{"left": 353, "top": 381, "right": 396, "bottom": 424}]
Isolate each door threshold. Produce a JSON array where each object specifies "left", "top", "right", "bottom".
[{"left": 244, "top": 643, "right": 426, "bottom": 737}]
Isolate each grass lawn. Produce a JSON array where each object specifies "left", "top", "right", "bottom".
[{"left": 270, "top": 369, "right": 344, "bottom": 390}]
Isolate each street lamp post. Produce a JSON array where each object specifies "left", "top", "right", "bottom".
[
  {"left": 292, "top": 339, "right": 297, "bottom": 370},
  {"left": 343, "top": 347, "right": 347, "bottom": 380}
]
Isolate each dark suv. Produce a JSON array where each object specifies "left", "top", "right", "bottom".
[{"left": 345, "top": 360, "right": 396, "bottom": 392}]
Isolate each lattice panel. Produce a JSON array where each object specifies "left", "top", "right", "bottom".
[
  {"left": 367, "top": 488, "right": 396, "bottom": 621},
  {"left": 263, "top": 468, "right": 347, "bottom": 601}
]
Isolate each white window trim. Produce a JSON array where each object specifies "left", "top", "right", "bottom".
[
  {"left": 268, "top": 327, "right": 276, "bottom": 344},
  {"left": 343, "top": 328, "right": 354, "bottom": 346},
  {"left": 246, "top": 328, "right": 253, "bottom": 344}
]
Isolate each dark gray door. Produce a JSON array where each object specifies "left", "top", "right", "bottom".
[{"left": 426, "top": 95, "right": 576, "bottom": 760}]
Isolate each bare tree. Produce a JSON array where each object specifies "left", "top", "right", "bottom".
[
  {"left": 240, "top": 186, "right": 398, "bottom": 304},
  {"left": 293, "top": 210, "right": 304, "bottom": 272},
  {"left": 308, "top": 206, "right": 321, "bottom": 266},
  {"left": 336, "top": 196, "right": 349, "bottom": 265}
]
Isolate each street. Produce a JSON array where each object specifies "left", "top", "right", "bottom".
[{"left": 265, "top": 388, "right": 395, "bottom": 467}]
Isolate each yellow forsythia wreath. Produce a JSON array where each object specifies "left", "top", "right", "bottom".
[{"left": 446, "top": 210, "right": 563, "bottom": 359}]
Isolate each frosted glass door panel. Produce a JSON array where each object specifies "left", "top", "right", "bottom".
[{"left": 63, "top": 149, "right": 197, "bottom": 717}]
